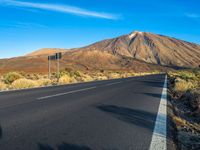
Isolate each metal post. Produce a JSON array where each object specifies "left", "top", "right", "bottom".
[
  {"left": 57, "top": 57, "right": 60, "bottom": 82},
  {"left": 48, "top": 56, "right": 51, "bottom": 79}
]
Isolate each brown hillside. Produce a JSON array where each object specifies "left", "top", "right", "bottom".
[
  {"left": 0, "top": 31, "right": 199, "bottom": 74},
  {"left": 26, "top": 48, "right": 67, "bottom": 56},
  {"left": 0, "top": 50, "right": 169, "bottom": 74},
  {"left": 78, "top": 31, "right": 200, "bottom": 68}
]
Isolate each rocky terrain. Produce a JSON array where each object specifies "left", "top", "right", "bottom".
[
  {"left": 76, "top": 31, "right": 200, "bottom": 68},
  {"left": 168, "top": 70, "right": 200, "bottom": 150}
]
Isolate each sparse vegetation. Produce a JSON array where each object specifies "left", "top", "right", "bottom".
[
  {"left": 174, "top": 79, "right": 196, "bottom": 92},
  {"left": 168, "top": 69, "right": 200, "bottom": 149},
  {"left": 37, "top": 78, "right": 52, "bottom": 86},
  {"left": 59, "top": 74, "right": 76, "bottom": 84},
  {"left": 4, "top": 72, "right": 22, "bottom": 84},
  {"left": 11, "top": 78, "right": 37, "bottom": 89},
  {"left": 0, "top": 70, "right": 160, "bottom": 91},
  {"left": 0, "top": 81, "right": 7, "bottom": 90}
]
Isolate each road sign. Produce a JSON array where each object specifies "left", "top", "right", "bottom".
[
  {"left": 48, "top": 55, "right": 56, "bottom": 60},
  {"left": 48, "top": 53, "right": 62, "bottom": 60},
  {"left": 55, "top": 52, "right": 62, "bottom": 60},
  {"left": 48, "top": 53, "right": 62, "bottom": 80}
]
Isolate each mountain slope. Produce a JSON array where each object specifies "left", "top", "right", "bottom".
[
  {"left": 0, "top": 31, "right": 199, "bottom": 74},
  {"left": 76, "top": 31, "right": 200, "bottom": 68},
  {"left": 26, "top": 48, "right": 67, "bottom": 56},
  {"left": 0, "top": 50, "right": 169, "bottom": 74}
]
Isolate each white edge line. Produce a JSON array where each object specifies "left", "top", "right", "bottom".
[
  {"left": 149, "top": 75, "right": 167, "bottom": 150},
  {"left": 37, "top": 86, "right": 96, "bottom": 100}
]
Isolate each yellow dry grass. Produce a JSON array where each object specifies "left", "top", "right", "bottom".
[
  {"left": 11, "top": 78, "right": 37, "bottom": 89},
  {"left": 174, "top": 79, "right": 196, "bottom": 92},
  {"left": 36, "top": 78, "right": 52, "bottom": 86},
  {"left": 1, "top": 70, "right": 161, "bottom": 90},
  {"left": 173, "top": 116, "right": 187, "bottom": 126},
  {"left": 0, "top": 81, "right": 7, "bottom": 90},
  {"left": 59, "top": 75, "right": 76, "bottom": 84}
]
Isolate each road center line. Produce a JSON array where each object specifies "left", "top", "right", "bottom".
[
  {"left": 149, "top": 75, "right": 167, "bottom": 150},
  {"left": 106, "top": 81, "right": 122, "bottom": 86},
  {"left": 37, "top": 86, "right": 97, "bottom": 100}
]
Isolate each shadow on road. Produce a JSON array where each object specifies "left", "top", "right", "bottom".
[
  {"left": 97, "top": 104, "right": 170, "bottom": 140},
  {"left": 0, "top": 125, "right": 2, "bottom": 139},
  {"left": 38, "top": 142, "right": 91, "bottom": 150},
  {"left": 140, "top": 80, "right": 164, "bottom": 88},
  {"left": 97, "top": 105, "right": 156, "bottom": 131},
  {"left": 143, "top": 93, "right": 161, "bottom": 99},
  {"left": 133, "top": 92, "right": 162, "bottom": 99}
]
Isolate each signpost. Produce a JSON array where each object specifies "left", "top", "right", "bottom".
[
  {"left": 56, "top": 53, "right": 62, "bottom": 81},
  {"left": 48, "top": 53, "right": 62, "bottom": 80}
]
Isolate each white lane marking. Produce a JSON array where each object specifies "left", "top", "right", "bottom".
[
  {"left": 37, "top": 86, "right": 96, "bottom": 100},
  {"left": 149, "top": 75, "right": 167, "bottom": 150},
  {"left": 106, "top": 81, "right": 122, "bottom": 86}
]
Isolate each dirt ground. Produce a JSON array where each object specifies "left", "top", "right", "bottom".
[{"left": 168, "top": 75, "right": 200, "bottom": 150}]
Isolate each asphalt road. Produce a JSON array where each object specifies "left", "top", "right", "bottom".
[{"left": 0, "top": 74, "right": 167, "bottom": 150}]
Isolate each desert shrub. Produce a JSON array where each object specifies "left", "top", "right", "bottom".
[
  {"left": 4, "top": 72, "right": 22, "bottom": 84},
  {"left": 174, "top": 79, "right": 196, "bottom": 92},
  {"left": 178, "top": 71, "right": 196, "bottom": 81},
  {"left": 59, "top": 75, "right": 76, "bottom": 84},
  {"left": 172, "top": 116, "right": 187, "bottom": 126},
  {"left": 73, "top": 71, "right": 82, "bottom": 77},
  {"left": 25, "top": 73, "right": 40, "bottom": 80},
  {"left": 182, "top": 91, "right": 200, "bottom": 114},
  {"left": 51, "top": 79, "right": 59, "bottom": 85},
  {"left": 0, "top": 81, "right": 7, "bottom": 90},
  {"left": 79, "top": 74, "right": 94, "bottom": 82},
  {"left": 124, "top": 73, "right": 134, "bottom": 77},
  {"left": 59, "top": 75, "right": 71, "bottom": 84},
  {"left": 193, "top": 69, "right": 200, "bottom": 79},
  {"left": 95, "top": 75, "right": 108, "bottom": 80},
  {"left": 36, "top": 79, "right": 52, "bottom": 86},
  {"left": 108, "top": 73, "right": 120, "bottom": 79},
  {"left": 11, "top": 78, "right": 37, "bottom": 89},
  {"left": 59, "top": 71, "right": 70, "bottom": 78}
]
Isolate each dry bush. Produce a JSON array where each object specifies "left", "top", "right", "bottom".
[
  {"left": 11, "top": 78, "right": 37, "bottom": 89},
  {"left": 73, "top": 71, "right": 82, "bottom": 77},
  {"left": 178, "top": 71, "right": 196, "bottom": 81},
  {"left": 36, "top": 79, "right": 52, "bottom": 86},
  {"left": 182, "top": 91, "right": 200, "bottom": 116},
  {"left": 173, "top": 116, "right": 187, "bottom": 126},
  {"left": 59, "top": 75, "right": 76, "bottom": 84},
  {"left": 191, "top": 91, "right": 200, "bottom": 111},
  {"left": 79, "top": 74, "right": 94, "bottom": 82},
  {"left": 69, "top": 71, "right": 94, "bottom": 82},
  {"left": 27, "top": 73, "right": 43, "bottom": 80},
  {"left": 108, "top": 73, "right": 120, "bottom": 79},
  {"left": 95, "top": 75, "right": 108, "bottom": 80},
  {"left": 123, "top": 72, "right": 136, "bottom": 77},
  {"left": 59, "top": 75, "right": 71, "bottom": 84},
  {"left": 0, "top": 81, "right": 7, "bottom": 90},
  {"left": 169, "top": 70, "right": 198, "bottom": 81},
  {"left": 59, "top": 71, "right": 70, "bottom": 78},
  {"left": 91, "top": 72, "right": 108, "bottom": 81},
  {"left": 4, "top": 72, "right": 22, "bottom": 84},
  {"left": 174, "top": 79, "right": 196, "bottom": 92}
]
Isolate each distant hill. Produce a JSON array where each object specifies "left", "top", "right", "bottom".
[
  {"left": 0, "top": 31, "right": 200, "bottom": 74},
  {"left": 26, "top": 48, "right": 67, "bottom": 56}
]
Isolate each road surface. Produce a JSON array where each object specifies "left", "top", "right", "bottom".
[{"left": 0, "top": 74, "right": 169, "bottom": 150}]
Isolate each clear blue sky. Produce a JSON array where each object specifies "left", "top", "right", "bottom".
[{"left": 0, "top": 0, "right": 200, "bottom": 58}]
